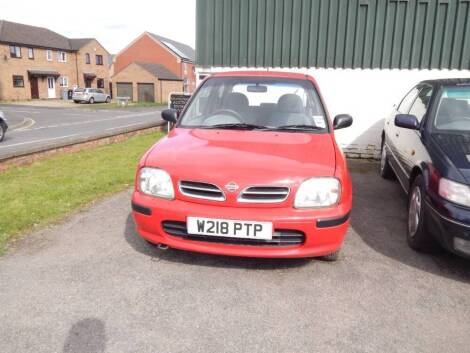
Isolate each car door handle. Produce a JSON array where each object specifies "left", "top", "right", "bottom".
[{"left": 395, "top": 133, "right": 400, "bottom": 137}]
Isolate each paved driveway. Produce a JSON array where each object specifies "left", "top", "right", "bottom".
[
  {"left": 0, "top": 160, "right": 469, "bottom": 353},
  {"left": 0, "top": 105, "right": 163, "bottom": 160}
]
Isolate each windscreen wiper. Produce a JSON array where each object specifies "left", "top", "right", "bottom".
[
  {"left": 269, "top": 124, "right": 324, "bottom": 131},
  {"left": 204, "top": 123, "right": 268, "bottom": 130}
]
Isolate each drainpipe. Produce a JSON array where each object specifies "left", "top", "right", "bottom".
[{"left": 75, "top": 51, "right": 79, "bottom": 88}]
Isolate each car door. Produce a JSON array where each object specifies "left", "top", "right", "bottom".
[
  {"left": 395, "top": 84, "right": 434, "bottom": 183},
  {"left": 387, "top": 86, "right": 420, "bottom": 185},
  {"left": 95, "top": 89, "right": 104, "bottom": 102}
]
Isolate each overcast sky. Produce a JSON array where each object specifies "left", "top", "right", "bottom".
[{"left": 1, "top": 0, "right": 196, "bottom": 54}]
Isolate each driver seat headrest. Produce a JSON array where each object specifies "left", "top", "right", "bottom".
[{"left": 224, "top": 92, "right": 249, "bottom": 113}]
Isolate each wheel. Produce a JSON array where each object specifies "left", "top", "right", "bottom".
[
  {"left": 89, "top": 97, "right": 95, "bottom": 104},
  {"left": 73, "top": 100, "right": 79, "bottom": 103},
  {"left": 320, "top": 248, "right": 341, "bottom": 262},
  {"left": 0, "top": 124, "right": 5, "bottom": 142},
  {"left": 407, "top": 175, "right": 439, "bottom": 252},
  {"left": 105, "top": 97, "right": 111, "bottom": 103},
  {"left": 380, "top": 141, "right": 395, "bottom": 179}
]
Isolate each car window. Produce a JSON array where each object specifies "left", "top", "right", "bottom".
[
  {"left": 434, "top": 86, "right": 470, "bottom": 132},
  {"left": 180, "top": 77, "right": 327, "bottom": 131},
  {"left": 96, "top": 89, "right": 103, "bottom": 94},
  {"left": 409, "top": 85, "right": 433, "bottom": 123},
  {"left": 398, "top": 86, "right": 420, "bottom": 113}
]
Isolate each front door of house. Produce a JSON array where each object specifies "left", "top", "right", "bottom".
[
  {"left": 30, "top": 77, "right": 39, "bottom": 99},
  {"left": 47, "top": 77, "right": 56, "bottom": 98}
]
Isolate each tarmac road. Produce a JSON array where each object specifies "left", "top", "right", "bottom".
[
  {"left": 0, "top": 160, "right": 469, "bottom": 353},
  {"left": 0, "top": 104, "right": 163, "bottom": 160}
]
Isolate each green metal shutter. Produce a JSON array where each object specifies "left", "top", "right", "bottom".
[{"left": 196, "top": 0, "right": 470, "bottom": 70}]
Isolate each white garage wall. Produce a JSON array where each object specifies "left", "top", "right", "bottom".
[{"left": 196, "top": 67, "right": 470, "bottom": 159}]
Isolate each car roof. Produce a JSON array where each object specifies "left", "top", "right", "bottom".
[
  {"left": 420, "top": 78, "right": 470, "bottom": 87},
  {"left": 210, "top": 70, "right": 319, "bottom": 86}
]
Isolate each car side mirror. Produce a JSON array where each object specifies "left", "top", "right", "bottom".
[
  {"left": 162, "top": 109, "right": 178, "bottom": 124},
  {"left": 395, "top": 114, "right": 419, "bottom": 130},
  {"left": 333, "top": 114, "right": 353, "bottom": 130}
]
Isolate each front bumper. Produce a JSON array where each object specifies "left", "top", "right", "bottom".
[
  {"left": 131, "top": 191, "right": 351, "bottom": 258},
  {"left": 425, "top": 200, "right": 470, "bottom": 258}
]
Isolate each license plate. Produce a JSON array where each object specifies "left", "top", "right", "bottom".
[{"left": 187, "top": 217, "right": 273, "bottom": 240}]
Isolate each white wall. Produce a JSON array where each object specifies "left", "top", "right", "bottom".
[{"left": 196, "top": 67, "right": 470, "bottom": 159}]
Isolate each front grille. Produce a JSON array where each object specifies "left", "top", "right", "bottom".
[
  {"left": 238, "top": 186, "right": 290, "bottom": 203},
  {"left": 162, "top": 221, "right": 305, "bottom": 246},
  {"left": 178, "top": 180, "right": 225, "bottom": 201}
]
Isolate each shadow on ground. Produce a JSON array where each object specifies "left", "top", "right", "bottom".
[
  {"left": 349, "top": 159, "right": 470, "bottom": 283},
  {"left": 124, "top": 214, "right": 311, "bottom": 270},
  {"left": 63, "top": 318, "right": 106, "bottom": 353}
]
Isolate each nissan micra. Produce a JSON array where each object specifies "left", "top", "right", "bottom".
[{"left": 132, "top": 71, "right": 353, "bottom": 260}]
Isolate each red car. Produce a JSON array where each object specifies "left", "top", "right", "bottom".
[{"left": 132, "top": 71, "right": 353, "bottom": 260}]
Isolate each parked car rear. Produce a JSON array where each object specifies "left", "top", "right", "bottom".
[
  {"left": 0, "top": 110, "right": 8, "bottom": 142},
  {"left": 73, "top": 88, "right": 111, "bottom": 104}
]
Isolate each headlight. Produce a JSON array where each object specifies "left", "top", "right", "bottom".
[
  {"left": 139, "top": 167, "right": 174, "bottom": 199},
  {"left": 439, "top": 178, "right": 470, "bottom": 207},
  {"left": 294, "top": 177, "right": 341, "bottom": 208}
]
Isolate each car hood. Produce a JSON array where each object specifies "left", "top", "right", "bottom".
[
  {"left": 432, "top": 132, "right": 470, "bottom": 183},
  {"left": 145, "top": 128, "right": 337, "bottom": 196}
]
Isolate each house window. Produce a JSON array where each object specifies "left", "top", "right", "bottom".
[
  {"left": 97, "top": 78, "right": 104, "bottom": 89},
  {"left": 46, "top": 50, "right": 53, "bottom": 61},
  {"left": 95, "top": 55, "right": 103, "bottom": 65},
  {"left": 28, "top": 48, "right": 34, "bottom": 59},
  {"left": 59, "top": 76, "right": 69, "bottom": 87},
  {"left": 9, "top": 45, "right": 21, "bottom": 58},
  {"left": 58, "top": 51, "right": 67, "bottom": 62},
  {"left": 12, "top": 75, "right": 24, "bottom": 88},
  {"left": 85, "top": 53, "right": 90, "bottom": 64}
]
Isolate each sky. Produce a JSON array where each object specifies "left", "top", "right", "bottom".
[{"left": 0, "top": 0, "right": 196, "bottom": 54}]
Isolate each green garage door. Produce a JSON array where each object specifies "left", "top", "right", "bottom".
[
  {"left": 116, "top": 83, "right": 133, "bottom": 100},
  {"left": 137, "top": 83, "right": 155, "bottom": 102}
]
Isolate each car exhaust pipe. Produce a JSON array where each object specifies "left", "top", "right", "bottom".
[{"left": 157, "top": 243, "right": 169, "bottom": 250}]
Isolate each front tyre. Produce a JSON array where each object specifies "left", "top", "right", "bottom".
[
  {"left": 407, "top": 175, "right": 439, "bottom": 252},
  {"left": 89, "top": 97, "right": 95, "bottom": 104},
  {"left": 380, "top": 142, "right": 395, "bottom": 179},
  {"left": 320, "top": 248, "right": 341, "bottom": 262}
]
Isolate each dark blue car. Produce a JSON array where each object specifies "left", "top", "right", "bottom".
[{"left": 381, "top": 78, "right": 470, "bottom": 259}]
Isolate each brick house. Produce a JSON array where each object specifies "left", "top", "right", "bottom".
[
  {"left": 112, "top": 62, "right": 183, "bottom": 103},
  {"left": 113, "top": 32, "right": 196, "bottom": 95},
  {"left": 0, "top": 20, "right": 110, "bottom": 101}
]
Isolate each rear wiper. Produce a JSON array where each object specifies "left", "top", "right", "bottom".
[
  {"left": 269, "top": 124, "right": 324, "bottom": 131},
  {"left": 204, "top": 123, "right": 268, "bottom": 130}
]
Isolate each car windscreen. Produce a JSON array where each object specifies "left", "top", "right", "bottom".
[
  {"left": 179, "top": 77, "right": 328, "bottom": 131},
  {"left": 74, "top": 88, "right": 85, "bottom": 92},
  {"left": 434, "top": 86, "right": 470, "bottom": 132}
]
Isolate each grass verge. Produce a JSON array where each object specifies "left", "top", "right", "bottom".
[{"left": 0, "top": 131, "right": 164, "bottom": 254}]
